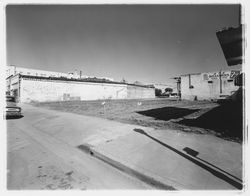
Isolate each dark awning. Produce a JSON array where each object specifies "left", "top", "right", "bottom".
[{"left": 216, "top": 25, "right": 243, "bottom": 66}]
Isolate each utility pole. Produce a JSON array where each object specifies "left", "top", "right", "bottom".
[{"left": 219, "top": 70, "right": 222, "bottom": 94}]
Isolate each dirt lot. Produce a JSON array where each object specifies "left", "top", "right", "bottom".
[{"left": 32, "top": 98, "right": 243, "bottom": 142}]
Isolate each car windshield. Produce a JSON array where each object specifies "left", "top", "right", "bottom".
[{"left": 6, "top": 97, "right": 16, "bottom": 102}]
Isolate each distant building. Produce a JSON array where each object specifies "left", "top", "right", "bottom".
[
  {"left": 7, "top": 65, "right": 68, "bottom": 78},
  {"left": 180, "top": 69, "right": 241, "bottom": 101},
  {"left": 6, "top": 65, "right": 114, "bottom": 81},
  {"left": 6, "top": 65, "right": 155, "bottom": 103}
]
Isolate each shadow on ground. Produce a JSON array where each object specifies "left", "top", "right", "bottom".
[
  {"left": 6, "top": 115, "right": 24, "bottom": 120},
  {"left": 137, "top": 107, "right": 199, "bottom": 121},
  {"left": 178, "top": 102, "right": 243, "bottom": 140},
  {"left": 133, "top": 128, "right": 243, "bottom": 189}
]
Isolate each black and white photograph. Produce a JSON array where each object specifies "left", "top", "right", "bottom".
[{"left": 1, "top": 0, "right": 248, "bottom": 193}]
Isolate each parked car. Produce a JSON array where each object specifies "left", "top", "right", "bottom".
[
  {"left": 5, "top": 96, "right": 22, "bottom": 118},
  {"left": 169, "top": 93, "right": 179, "bottom": 98}
]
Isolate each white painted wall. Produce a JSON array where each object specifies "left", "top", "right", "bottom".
[
  {"left": 181, "top": 74, "right": 211, "bottom": 100},
  {"left": 19, "top": 78, "right": 155, "bottom": 103},
  {"left": 127, "top": 85, "right": 155, "bottom": 99},
  {"left": 20, "top": 79, "right": 128, "bottom": 102},
  {"left": 181, "top": 70, "right": 241, "bottom": 100}
]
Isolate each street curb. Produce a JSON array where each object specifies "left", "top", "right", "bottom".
[
  {"left": 78, "top": 143, "right": 243, "bottom": 190},
  {"left": 77, "top": 144, "right": 177, "bottom": 190}
]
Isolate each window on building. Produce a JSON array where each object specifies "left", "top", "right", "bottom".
[{"left": 203, "top": 74, "right": 208, "bottom": 80}]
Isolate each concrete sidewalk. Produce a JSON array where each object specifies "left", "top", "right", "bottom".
[
  {"left": 91, "top": 128, "right": 243, "bottom": 190},
  {"left": 21, "top": 104, "right": 243, "bottom": 190}
]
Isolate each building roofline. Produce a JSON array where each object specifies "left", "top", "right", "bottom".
[
  {"left": 19, "top": 74, "right": 155, "bottom": 89},
  {"left": 180, "top": 73, "right": 201, "bottom": 77},
  {"left": 180, "top": 68, "right": 242, "bottom": 77}
]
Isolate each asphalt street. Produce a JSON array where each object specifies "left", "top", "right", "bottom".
[
  {"left": 6, "top": 103, "right": 242, "bottom": 190},
  {"left": 7, "top": 104, "right": 151, "bottom": 190}
]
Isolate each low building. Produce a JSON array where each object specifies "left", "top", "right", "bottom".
[
  {"left": 180, "top": 69, "right": 241, "bottom": 101},
  {"left": 6, "top": 66, "right": 155, "bottom": 103}
]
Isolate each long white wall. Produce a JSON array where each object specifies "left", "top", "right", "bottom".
[
  {"left": 127, "top": 85, "right": 155, "bottom": 99},
  {"left": 19, "top": 78, "right": 155, "bottom": 103}
]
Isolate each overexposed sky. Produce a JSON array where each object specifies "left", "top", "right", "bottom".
[{"left": 6, "top": 4, "right": 241, "bottom": 84}]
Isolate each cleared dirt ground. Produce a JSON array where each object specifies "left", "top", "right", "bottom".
[{"left": 32, "top": 98, "right": 243, "bottom": 142}]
